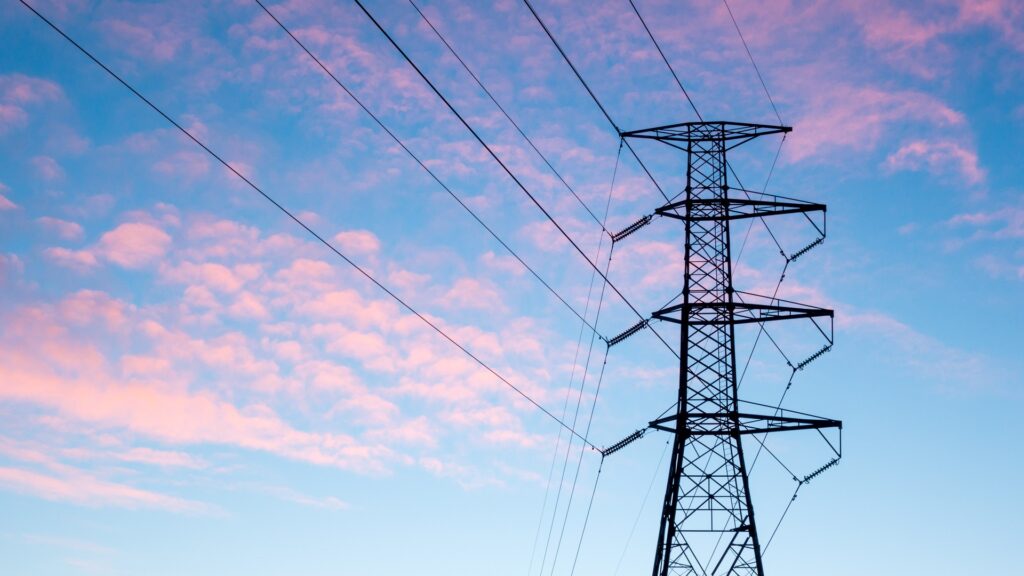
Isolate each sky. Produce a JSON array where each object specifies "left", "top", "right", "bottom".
[{"left": 0, "top": 0, "right": 1022, "bottom": 575}]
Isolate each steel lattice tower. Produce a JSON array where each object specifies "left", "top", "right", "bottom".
[{"left": 615, "top": 121, "right": 841, "bottom": 576}]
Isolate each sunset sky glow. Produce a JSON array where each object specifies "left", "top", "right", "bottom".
[{"left": 1, "top": 1, "right": 1023, "bottom": 575}]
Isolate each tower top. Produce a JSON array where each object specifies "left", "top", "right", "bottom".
[{"left": 621, "top": 121, "right": 790, "bottom": 146}]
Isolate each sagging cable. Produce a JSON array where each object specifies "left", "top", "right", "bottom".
[
  {"left": 607, "top": 319, "right": 649, "bottom": 347},
  {"left": 601, "top": 428, "right": 647, "bottom": 457}
]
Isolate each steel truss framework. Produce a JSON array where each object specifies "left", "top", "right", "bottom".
[{"left": 620, "top": 122, "right": 840, "bottom": 576}]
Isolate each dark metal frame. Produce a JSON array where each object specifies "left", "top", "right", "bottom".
[{"left": 618, "top": 121, "right": 839, "bottom": 576}]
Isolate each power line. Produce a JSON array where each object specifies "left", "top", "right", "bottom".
[
  {"left": 627, "top": 0, "right": 702, "bottom": 121},
  {"left": 540, "top": 239, "right": 614, "bottom": 576},
  {"left": 532, "top": 143, "right": 619, "bottom": 576},
  {"left": 521, "top": 0, "right": 620, "bottom": 133},
  {"left": 520, "top": 0, "right": 674, "bottom": 206},
  {"left": 353, "top": 0, "right": 681, "bottom": 361},
  {"left": 722, "top": 0, "right": 783, "bottom": 124},
  {"left": 16, "top": 0, "right": 598, "bottom": 452},
  {"left": 612, "top": 439, "right": 669, "bottom": 576},
  {"left": 252, "top": 0, "right": 602, "bottom": 340},
  {"left": 568, "top": 454, "right": 603, "bottom": 576},
  {"left": 407, "top": 0, "right": 608, "bottom": 235}
]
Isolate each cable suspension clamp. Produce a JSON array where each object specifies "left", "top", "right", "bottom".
[
  {"left": 787, "top": 236, "right": 824, "bottom": 263},
  {"left": 796, "top": 344, "right": 831, "bottom": 371},
  {"left": 607, "top": 319, "right": 649, "bottom": 347},
  {"left": 612, "top": 214, "right": 653, "bottom": 243},
  {"left": 802, "top": 456, "right": 840, "bottom": 485},
  {"left": 601, "top": 428, "right": 647, "bottom": 457}
]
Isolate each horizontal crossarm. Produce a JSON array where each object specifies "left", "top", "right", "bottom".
[
  {"left": 652, "top": 301, "right": 833, "bottom": 326},
  {"left": 621, "top": 121, "right": 790, "bottom": 145},
  {"left": 648, "top": 411, "right": 842, "bottom": 436},
  {"left": 655, "top": 197, "right": 825, "bottom": 222}
]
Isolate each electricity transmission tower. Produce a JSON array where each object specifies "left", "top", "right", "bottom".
[{"left": 610, "top": 121, "right": 840, "bottom": 576}]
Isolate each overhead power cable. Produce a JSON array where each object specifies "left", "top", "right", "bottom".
[
  {"left": 407, "top": 0, "right": 608, "bottom": 235},
  {"left": 520, "top": 0, "right": 674, "bottom": 207},
  {"left": 252, "top": 0, "right": 601, "bottom": 340},
  {"left": 627, "top": 0, "right": 702, "bottom": 121},
  {"left": 353, "top": 0, "right": 681, "bottom": 361},
  {"left": 533, "top": 144, "right": 619, "bottom": 576},
  {"left": 722, "top": 0, "right": 783, "bottom": 124},
  {"left": 16, "top": 0, "right": 597, "bottom": 451}
]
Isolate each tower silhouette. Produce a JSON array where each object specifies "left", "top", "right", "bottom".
[{"left": 615, "top": 121, "right": 841, "bottom": 576}]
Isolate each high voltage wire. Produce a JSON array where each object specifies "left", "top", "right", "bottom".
[
  {"left": 403, "top": 14, "right": 625, "bottom": 538},
  {"left": 546, "top": 165, "right": 617, "bottom": 576},
  {"left": 546, "top": 0, "right": 828, "bottom": 563},
  {"left": 627, "top": 0, "right": 702, "bottom": 122},
  {"left": 624, "top": 0, "right": 789, "bottom": 266},
  {"left": 520, "top": 0, "right": 675, "bottom": 206},
  {"left": 407, "top": 0, "right": 609, "bottom": 235},
  {"left": 251, "top": 0, "right": 603, "bottom": 341},
  {"left": 533, "top": 145, "right": 619, "bottom": 576},
  {"left": 15, "top": 0, "right": 598, "bottom": 452},
  {"left": 612, "top": 439, "right": 669, "bottom": 576},
  {"left": 722, "top": 0, "right": 784, "bottom": 124},
  {"left": 353, "top": 0, "right": 682, "bottom": 362},
  {"left": 260, "top": 4, "right": 628, "bottom": 573}
]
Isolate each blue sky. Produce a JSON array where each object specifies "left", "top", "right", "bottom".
[{"left": 1, "top": 0, "right": 1022, "bottom": 575}]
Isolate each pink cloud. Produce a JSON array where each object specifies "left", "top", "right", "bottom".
[
  {"left": 0, "top": 194, "right": 16, "bottom": 211},
  {"left": 268, "top": 258, "right": 337, "bottom": 293},
  {"left": 297, "top": 289, "right": 400, "bottom": 330},
  {"left": 948, "top": 205, "right": 1024, "bottom": 241},
  {"left": 364, "top": 416, "right": 437, "bottom": 448},
  {"left": 0, "top": 73, "right": 62, "bottom": 133},
  {"left": 41, "top": 212, "right": 173, "bottom": 276},
  {"left": 59, "top": 290, "right": 132, "bottom": 331},
  {"left": 0, "top": 465, "right": 208, "bottom": 513},
  {"left": 227, "top": 291, "right": 270, "bottom": 320},
  {"left": 184, "top": 217, "right": 262, "bottom": 259},
  {"left": 113, "top": 447, "right": 208, "bottom": 469},
  {"left": 387, "top": 268, "right": 431, "bottom": 292},
  {"left": 0, "top": 439, "right": 208, "bottom": 512},
  {"left": 43, "top": 247, "right": 98, "bottom": 271},
  {"left": 182, "top": 285, "right": 219, "bottom": 309},
  {"left": 885, "top": 139, "right": 986, "bottom": 185},
  {"left": 328, "top": 393, "right": 399, "bottom": 426},
  {"left": 439, "top": 277, "right": 506, "bottom": 312},
  {"left": 254, "top": 485, "right": 349, "bottom": 511},
  {"left": 153, "top": 150, "right": 211, "bottom": 180},
  {"left": 0, "top": 337, "right": 393, "bottom": 474},
  {"left": 36, "top": 216, "right": 84, "bottom": 241},
  {"left": 520, "top": 219, "right": 568, "bottom": 252},
  {"left": 882, "top": 0, "right": 1024, "bottom": 53},
  {"left": 95, "top": 222, "right": 172, "bottom": 268},
  {"left": 293, "top": 360, "right": 363, "bottom": 394},
  {"left": 480, "top": 250, "right": 525, "bottom": 276},
  {"left": 160, "top": 261, "right": 261, "bottom": 293},
  {"left": 31, "top": 155, "right": 64, "bottom": 182},
  {"left": 0, "top": 253, "right": 24, "bottom": 285},
  {"left": 309, "top": 322, "right": 399, "bottom": 372},
  {"left": 101, "top": 18, "right": 186, "bottom": 62},
  {"left": 266, "top": 339, "right": 306, "bottom": 363},
  {"left": 333, "top": 229, "right": 381, "bottom": 257},
  {"left": 787, "top": 85, "right": 964, "bottom": 161},
  {"left": 840, "top": 309, "right": 994, "bottom": 390},
  {"left": 120, "top": 355, "right": 173, "bottom": 377}
]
